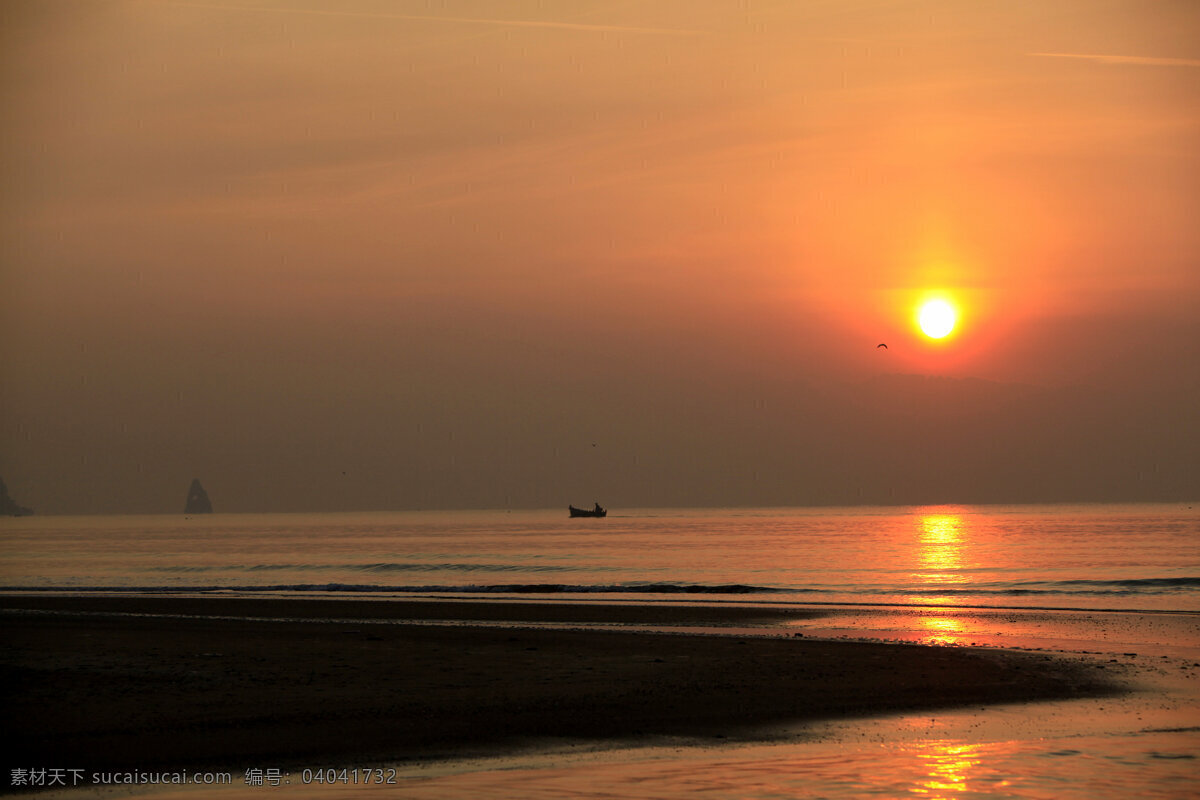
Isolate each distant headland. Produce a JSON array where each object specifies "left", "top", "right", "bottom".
[{"left": 0, "top": 477, "right": 33, "bottom": 516}]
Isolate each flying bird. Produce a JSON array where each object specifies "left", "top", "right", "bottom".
[{"left": 876, "top": 343, "right": 888, "bottom": 349}]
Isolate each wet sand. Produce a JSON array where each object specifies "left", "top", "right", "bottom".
[{"left": 1, "top": 596, "right": 1120, "bottom": 774}]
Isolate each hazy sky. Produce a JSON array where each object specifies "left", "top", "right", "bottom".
[{"left": 2, "top": 0, "right": 1197, "bottom": 513}]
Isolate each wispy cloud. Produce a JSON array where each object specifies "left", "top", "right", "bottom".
[
  {"left": 1031, "top": 52, "right": 1200, "bottom": 68},
  {"left": 167, "top": 1, "right": 705, "bottom": 35}
]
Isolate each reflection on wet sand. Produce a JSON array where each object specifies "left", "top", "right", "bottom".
[
  {"left": 919, "top": 615, "right": 967, "bottom": 646},
  {"left": 207, "top": 728, "right": 1190, "bottom": 800},
  {"left": 909, "top": 740, "right": 987, "bottom": 798}
]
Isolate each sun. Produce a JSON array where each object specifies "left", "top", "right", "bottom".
[{"left": 917, "top": 299, "right": 957, "bottom": 339}]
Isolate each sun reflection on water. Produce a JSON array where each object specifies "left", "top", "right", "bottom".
[
  {"left": 912, "top": 512, "right": 969, "bottom": 599},
  {"left": 911, "top": 511, "right": 972, "bottom": 643},
  {"left": 916, "top": 513, "right": 968, "bottom": 585}
]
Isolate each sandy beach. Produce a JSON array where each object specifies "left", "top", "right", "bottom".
[{"left": 1, "top": 595, "right": 1120, "bottom": 776}]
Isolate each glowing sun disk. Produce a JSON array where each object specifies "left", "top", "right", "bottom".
[{"left": 918, "top": 299, "right": 957, "bottom": 339}]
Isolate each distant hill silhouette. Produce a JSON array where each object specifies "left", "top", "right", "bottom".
[
  {"left": 0, "top": 477, "right": 33, "bottom": 516},
  {"left": 185, "top": 479, "right": 213, "bottom": 514}
]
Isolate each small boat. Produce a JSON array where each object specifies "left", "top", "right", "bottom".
[{"left": 569, "top": 504, "right": 607, "bottom": 518}]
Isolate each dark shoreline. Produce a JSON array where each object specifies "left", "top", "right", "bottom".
[{"left": 2, "top": 596, "right": 1121, "bottom": 776}]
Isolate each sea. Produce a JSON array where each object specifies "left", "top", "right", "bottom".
[{"left": 3, "top": 503, "right": 1198, "bottom": 799}]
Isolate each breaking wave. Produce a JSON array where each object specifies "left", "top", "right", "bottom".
[
  {"left": 0, "top": 582, "right": 787, "bottom": 595},
  {"left": 2, "top": 577, "right": 1198, "bottom": 598},
  {"left": 144, "top": 563, "right": 584, "bottom": 574}
]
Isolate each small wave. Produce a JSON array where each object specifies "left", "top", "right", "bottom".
[
  {"left": 4, "top": 579, "right": 1198, "bottom": 598},
  {"left": 144, "top": 564, "right": 342, "bottom": 574},
  {"left": 144, "top": 563, "right": 584, "bottom": 574},
  {"left": 0, "top": 582, "right": 789, "bottom": 595},
  {"left": 349, "top": 563, "right": 579, "bottom": 574},
  {"left": 1042, "top": 577, "right": 1200, "bottom": 589},
  {"left": 896, "top": 579, "right": 1200, "bottom": 597},
  {"left": 306, "top": 582, "right": 789, "bottom": 595}
]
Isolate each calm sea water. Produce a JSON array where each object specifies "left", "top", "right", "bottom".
[
  {"left": 4, "top": 504, "right": 1199, "bottom": 799},
  {"left": 2, "top": 504, "right": 1197, "bottom": 612}
]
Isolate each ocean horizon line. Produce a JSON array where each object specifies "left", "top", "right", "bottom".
[{"left": 5, "top": 499, "right": 1197, "bottom": 519}]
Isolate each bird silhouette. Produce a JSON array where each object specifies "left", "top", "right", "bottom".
[{"left": 876, "top": 343, "right": 888, "bottom": 349}]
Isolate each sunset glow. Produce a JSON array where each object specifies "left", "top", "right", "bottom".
[{"left": 1, "top": 0, "right": 1196, "bottom": 514}]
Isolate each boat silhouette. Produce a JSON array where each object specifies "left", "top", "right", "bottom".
[{"left": 569, "top": 503, "right": 607, "bottom": 518}]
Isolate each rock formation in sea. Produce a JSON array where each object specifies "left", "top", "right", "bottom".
[
  {"left": 0, "top": 476, "right": 33, "bottom": 516},
  {"left": 184, "top": 479, "right": 213, "bottom": 514}
]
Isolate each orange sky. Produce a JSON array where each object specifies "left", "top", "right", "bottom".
[{"left": 2, "top": 1, "right": 1197, "bottom": 512}]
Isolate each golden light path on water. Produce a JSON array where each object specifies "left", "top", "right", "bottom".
[
  {"left": 912, "top": 512, "right": 972, "bottom": 646},
  {"left": 916, "top": 513, "right": 969, "bottom": 586}
]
